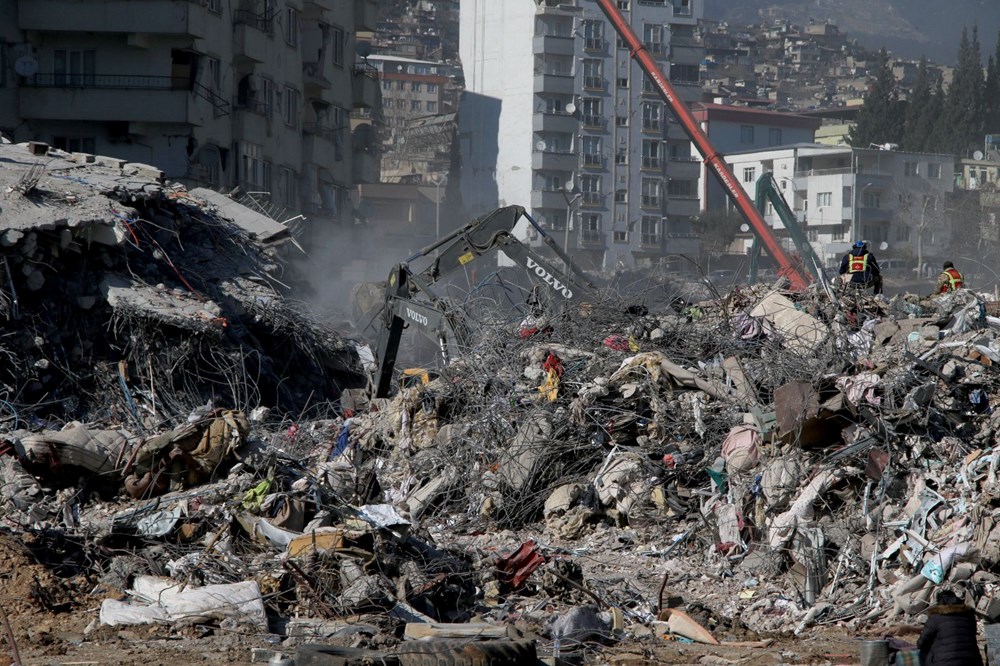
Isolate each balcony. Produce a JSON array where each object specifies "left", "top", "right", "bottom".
[
  {"left": 352, "top": 63, "right": 378, "bottom": 108},
  {"left": 533, "top": 34, "right": 575, "bottom": 57},
  {"left": 18, "top": 0, "right": 216, "bottom": 36},
  {"left": 582, "top": 153, "right": 605, "bottom": 168},
  {"left": 19, "top": 74, "right": 227, "bottom": 124},
  {"left": 581, "top": 115, "right": 608, "bottom": 130},
  {"left": 354, "top": 0, "right": 378, "bottom": 31},
  {"left": 583, "top": 37, "right": 607, "bottom": 53},
  {"left": 583, "top": 76, "right": 607, "bottom": 92},
  {"left": 303, "top": 62, "right": 331, "bottom": 94},
  {"left": 641, "top": 156, "right": 662, "bottom": 170},
  {"left": 531, "top": 189, "right": 572, "bottom": 210},
  {"left": 353, "top": 148, "right": 378, "bottom": 183},
  {"left": 581, "top": 229, "right": 604, "bottom": 244},
  {"left": 666, "top": 198, "right": 699, "bottom": 216},
  {"left": 581, "top": 192, "right": 602, "bottom": 206},
  {"left": 234, "top": 11, "right": 273, "bottom": 63},
  {"left": 233, "top": 99, "right": 271, "bottom": 138},
  {"left": 640, "top": 195, "right": 661, "bottom": 209},
  {"left": 532, "top": 150, "right": 578, "bottom": 172},
  {"left": 533, "top": 112, "right": 578, "bottom": 133},
  {"left": 645, "top": 43, "right": 665, "bottom": 57},
  {"left": 667, "top": 157, "right": 700, "bottom": 178},
  {"left": 670, "top": 44, "right": 703, "bottom": 66},
  {"left": 534, "top": 73, "right": 575, "bottom": 95},
  {"left": 641, "top": 119, "right": 661, "bottom": 133}
]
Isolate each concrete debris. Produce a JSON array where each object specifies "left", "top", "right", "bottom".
[{"left": 5, "top": 154, "right": 1000, "bottom": 661}]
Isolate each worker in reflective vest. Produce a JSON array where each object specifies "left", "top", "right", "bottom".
[
  {"left": 839, "top": 240, "right": 882, "bottom": 294},
  {"left": 936, "top": 261, "right": 965, "bottom": 294}
]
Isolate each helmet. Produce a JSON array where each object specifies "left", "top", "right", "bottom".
[{"left": 853, "top": 240, "right": 867, "bottom": 250}]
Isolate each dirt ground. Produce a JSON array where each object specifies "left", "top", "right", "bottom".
[{"left": 0, "top": 534, "right": 929, "bottom": 666}]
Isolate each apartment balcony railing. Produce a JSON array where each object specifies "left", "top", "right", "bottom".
[
  {"left": 581, "top": 115, "right": 607, "bottom": 129},
  {"left": 641, "top": 195, "right": 660, "bottom": 208},
  {"left": 233, "top": 8, "right": 273, "bottom": 34},
  {"left": 584, "top": 37, "right": 607, "bottom": 52},
  {"left": 640, "top": 234, "right": 660, "bottom": 247},
  {"left": 582, "top": 152, "right": 605, "bottom": 167},
  {"left": 583, "top": 76, "right": 607, "bottom": 91},
  {"left": 235, "top": 97, "right": 271, "bottom": 117},
  {"left": 641, "top": 119, "right": 661, "bottom": 132},
  {"left": 641, "top": 156, "right": 662, "bottom": 169},
  {"left": 303, "top": 122, "right": 342, "bottom": 143},
  {"left": 581, "top": 230, "right": 603, "bottom": 243},
  {"left": 581, "top": 192, "right": 602, "bottom": 206},
  {"left": 353, "top": 62, "right": 378, "bottom": 80},
  {"left": 645, "top": 43, "right": 664, "bottom": 55},
  {"left": 23, "top": 73, "right": 229, "bottom": 116}
]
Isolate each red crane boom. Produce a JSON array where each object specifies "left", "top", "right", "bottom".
[{"left": 594, "top": 0, "right": 810, "bottom": 291}]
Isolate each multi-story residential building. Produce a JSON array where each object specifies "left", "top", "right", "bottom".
[
  {"left": 0, "top": 0, "right": 378, "bottom": 226},
  {"left": 722, "top": 145, "right": 955, "bottom": 269},
  {"left": 459, "top": 0, "right": 705, "bottom": 272},
  {"left": 691, "top": 102, "right": 820, "bottom": 211}
]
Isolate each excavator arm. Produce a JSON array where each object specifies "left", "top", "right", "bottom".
[
  {"left": 369, "top": 205, "right": 599, "bottom": 398},
  {"left": 593, "top": 0, "right": 812, "bottom": 291}
]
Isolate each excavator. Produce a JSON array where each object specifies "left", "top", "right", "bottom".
[
  {"left": 368, "top": 205, "right": 599, "bottom": 399},
  {"left": 366, "top": 1, "right": 825, "bottom": 398}
]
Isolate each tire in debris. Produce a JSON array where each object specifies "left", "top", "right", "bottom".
[{"left": 296, "top": 640, "right": 538, "bottom": 666}]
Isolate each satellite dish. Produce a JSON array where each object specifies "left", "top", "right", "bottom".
[
  {"left": 740, "top": 224, "right": 750, "bottom": 233},
  {"left": 536, "top": 139, "right": 547, "bottom": 151},
  {"left": 565, "top": 102, "right": 577, "bottom": 115},
  {"left": 15, "top": 56, "right": 38, "bottom": 77},
  {"left": 879, "top": 241, "right": 889, "bottom": 251},
  {"left": 974, "top": 150, "right": 985, "bottom": 160},
  {"left": 355, "top": 41, "right": 372, "bottom": 58},
  {"left": 564, "top": 179, "right": 575, "bottom": 192}
]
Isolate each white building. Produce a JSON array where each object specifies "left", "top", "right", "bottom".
[
  {"left": 459, "top": 0, "right": 704, "bottom": 271},
  {"left": 0, "top": 0, "right": 379, "bottom": 225},
  {"left": 722, "top": 145, "right": 956, "bottom": 268}
]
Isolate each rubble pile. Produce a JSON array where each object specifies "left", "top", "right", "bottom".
[{"left": 5, "top": 143, "right": 1000, "bottom": 663}]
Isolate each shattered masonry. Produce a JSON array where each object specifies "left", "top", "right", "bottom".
[{"left": 3, "top": 138, "right": 1000, "bottom": 663}]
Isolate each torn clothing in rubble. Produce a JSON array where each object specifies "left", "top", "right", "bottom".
[{"left": 917, "top": 604, "right": 983, "bottom": 666}]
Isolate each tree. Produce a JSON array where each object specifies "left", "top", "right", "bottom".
[
  {"left": 848, "top": 48, "right": 905, "bottom": 148},
  {"left": 941, "top": 26, "right": 985, "bottom": 156},
  {"left": 692, "top": 209, "right": 743, "bottom": 259},
  {"left": 984, "top": 29, "right": 1000, "bottom": 135},
  {"left": 902, "top": 57, "right": 934, "bottom": 152},
  {"left": 924, "top": 79, "right": 949, "bottom": 153}
]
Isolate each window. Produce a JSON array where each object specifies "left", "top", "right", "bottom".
[
  {"left": 863, "top": 190, "right": 880, "bottom": 208},
  {"left": 617, "top": 77, "right": 629, "bottom": 89},
  {"left": 640, "top": 216, "right": 660, "bottom": 245},
  {"left": 548, "top": 211, "right": 567, "bottom": 231},
  {"left": 895, "top": 225, "right": 911, "bottom": 242},
  {"left": 927, "top": 163, "right": 941, "bottom": 179},
  {"left": 842, "top": 186, "right": 853, "bottom": 208},
  {"left": 54, "top": 49, "right": 95, "bottom": 86},
  {"left": 641, "top": 102, "right": 661, "bottom": 131},
  {"left": 904, "top": 161, "right": 918, "bottom": 176},
  {"left": 643, "top": 24, "right": 663, "bottom": 54},
  {"left": 832, "top": 228, "right": 845, "bottom": 241},
  {"left": 742, "top": 167, "right": 756, "bottom": 183},
  {"left": 52, "top": 136, "right": 96, "bottom": 154},
  {"left": 332, "top": 26, "right": 345, "bottom": 67},
  {"left": 205, "top": 56, "right": 221, "bottom": 91},
  {"left": 641, "top": 178, "right": 661, "bottom": 207},
  {"left": 642, "top": 78, "right": 657, "bottom": 95},
  {"left": 617, "top": 34, "right": 627, "bottom": 49},
  {"left": 260, "top": 77, "right": 274, "bottom": 115},
  {"left": 667, "top": 179, "right": 696, "bottom": 197},
  {"left": 426, "top": 101, "right": 437, "bottom": 112},
  {"left": 396, "top": 80, "right": 405, "bottom": 90},
  {"left": 615, "top": 149, "right": 627, "bottom": 165},
  {"left": 582, "top": 97, "right": 602, "bottom": 126},
  {"left": 583, "top": 58, "right": 603, "bottom": 90},
  {"left": 278, "top": 167, "right": 297, "bottom": 208},
  {"left": 545, "top": 97, "right": 563, "bottom": 114},
  {"left": 332, "top": 105, "right": 347, "bottom": 159},
  {"left": 412, "top": 82, "right": 423, "bottom": 92},
  {"left": 816, "top": 192, "right": 832, "bottom": 207},
  {"left": 543, "top": 174, "right": 562, "bottom": 191},
  {"left": 582, "top": 20, "right": 604, "bottom": 50},
  {"left": 582, "top": 136, "right": 602, "bottom": 166},
  {"left": 581, "top": 213, "right": 602, "bottom": 242},
  {"left": 382, "top": 79, "right": 391, "bottom": 90},
  {"left": 616, "top": 0, "right": 629, "bottom": 9},
  {"left": 768, "top": 128, "right": 782, "bottom": 147},
  {"left": 614, "top": 230, "right": 629, "bottom": 243},
  {"left": 740, "top": 126, "right": 754, "bottom": 144},
  {"left": 261, "top": 160, "right": 273, "bottom": 197},
  {"left": 410, "top": 100, "right": 421, "bottom": 111},
  {"left": 616, "top": 115, "right": 628, "bottom": 127},
  {"left": 580, "top": 175, "right": 602, "bottom": 205},
  {"left": 641, "top": 140, "right": 661, "bottom": 169},
  {"left": 207, "top": 0, "right": 221, "bottom": 11},
  {"left": 285, "top": 7, "right": 299, "bottom": 46},
  {"left": 671, "top": 64, "right": 699, "bottom": 83},
  {"left": 615, "top": 189, "right": 627, "bottom": 203},
  {"left": 923, "top": 195, "right": 937, "bottom": 212},
  {"left": 240, "top": 142, "right": 264, "bottom": 189},
  {"left": 283, "top": 87, "right": 299, "bottom": 127},
  {"left": 427, "top": 83, "right": 438, "bottom": 93}
]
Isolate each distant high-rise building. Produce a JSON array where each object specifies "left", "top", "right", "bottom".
[{"left": 459, "top": 0, "right": 704, "bottom": 271}]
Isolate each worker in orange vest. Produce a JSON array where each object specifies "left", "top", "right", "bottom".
[
  {"left": 936, "top": 261, "right": 965, "bottom": 294},
  {"left": 839, "top": 240, "right": 883, "bottom": 295}
]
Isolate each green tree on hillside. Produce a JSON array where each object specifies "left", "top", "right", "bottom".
[
  {"left": 849, "top": 49, "right": 905, "bottom": 148},
  {"left": 984, "top": 29, "right": 1000, "bottom": 135},
  {"left": 940, "top": 26, "right": 985, "bottom": 156},
  {"left": 903, "top": 57, "right": 935, "bottom": 152}
]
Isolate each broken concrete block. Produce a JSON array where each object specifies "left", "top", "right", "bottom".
[{"left": 749, "top": 292, "right": 828, "bottom": 353}]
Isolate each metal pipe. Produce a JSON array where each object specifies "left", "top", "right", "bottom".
[{"left": 594, "top": 0, "right": 809, "bottom": 291}]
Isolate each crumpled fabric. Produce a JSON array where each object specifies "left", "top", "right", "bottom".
[{"left": 836, "top": 372, "right": 882, "bottom": 406}]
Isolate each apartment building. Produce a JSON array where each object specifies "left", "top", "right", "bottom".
[
  {"left": 0, "top": 0, "right": 378, "bottom": 224},
  {"left": 459, "top": 0, "right": 705, "bottom": 272},
  {"left": 722, "top": 145, "right": 955, "bottom": 268}
]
